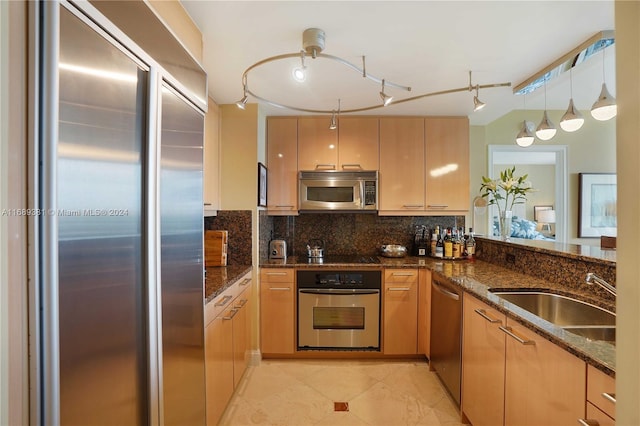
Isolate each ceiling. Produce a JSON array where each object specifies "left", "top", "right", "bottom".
[{"left": 180, "top": 1, "right": 615, "bottom": 126}]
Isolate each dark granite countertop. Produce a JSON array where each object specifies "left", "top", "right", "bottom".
[
  {"left": 205, "top": 265, "right": 252, "bottom": 304},
  {"left": 258, "top": 255, "right": 615, "bottom": 377}
]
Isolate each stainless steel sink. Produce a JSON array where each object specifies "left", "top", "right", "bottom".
[
  {"left": 490, "top": 291, "right": 616, "bottom": 327},
  {"left": 562, "top": 326, "right": 616, "bottom": 345}
]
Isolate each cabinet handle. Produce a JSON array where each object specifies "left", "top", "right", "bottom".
[
  {"left": 214, "top": 295, "right": 233, "bottom": 307},
  {"left": 388, "top": 287, "right": 410, "bottom": 291},
  {"left": 427, "top": 204, "right": 448, "bottom": 208},
  {"left": 341, "top": 164, "right": 363, "bottom": 170},
  {"left": 391, "top": 272, "right": 415, "bottom": 276},
  {"left": 222, "top": 308, "right": 238, "bottom": 320},
  {"left": 268, "top": 287, "right": 291, "bottom": 291},
  {"left": 315, "top": 164, "right": 336, "bottom": 170},
  {"left": 235, "top": 298, "right": 248, "bottom": 308},
  {"left": 578, "top": 419, "right": 599, "bottom": 426},
  {"left": 204, "top": 202, "right": 212, "bottom": 206},
  {"left": 474, "top": 308, "right": 502, "bottom": 324},
  {"left": 265, "top": 272, "right": 288, "bottom": 276},
  {"left": 432, "top": 281, "right": 460, "bottom": 301},
  {"left": 274, "top": 205, "right": 295, "bottom": 208},
  {"left": 239, "top": 278, "right": 251, "bottom": 286},
  {"left": 499, "top": 326, "right": 535, "bottom": 345},
  {"left": 402, "top": 204, "right": 424, "bottom": 209},
  {"left": 602, "top": 392, "right": 616, "bottom": 404}
]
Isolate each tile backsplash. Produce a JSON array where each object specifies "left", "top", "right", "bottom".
[{"left": 261, "top": 213, "right": 465, "bottom": 258}]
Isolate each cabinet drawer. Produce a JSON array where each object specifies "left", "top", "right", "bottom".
[
  {"left": 205, "top": 283, "right": 240, "bottom": 325},
  {"left": 384, "top": 269, "right": 418, "bottom": 284},
  {"left": 587, "top": 364, "right": 616, "bottom": 419},
  {"left": 584, "top": 402, "right": 615, "bottom": 426},
  {"left": 260, "top": 268, "right": 294, "bottom": 283}
]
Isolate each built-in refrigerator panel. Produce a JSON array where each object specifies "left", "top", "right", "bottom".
[
  {"left": 159, "top": 83, "right": 206, "bottom": 425},
  {"left": 57, "top": 6, "right": 148, "bottom": 425},
  {"left": 35, "top": 2, "right": 207, "bottom": 424}
]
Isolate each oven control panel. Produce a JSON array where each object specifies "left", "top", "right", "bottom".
[{"left": 297, "top": 270, "right": 382, "bottom": 289}]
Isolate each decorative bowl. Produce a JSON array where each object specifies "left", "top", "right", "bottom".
[{"left": 380, "top": 244, "right": 408, "bottom": 258}]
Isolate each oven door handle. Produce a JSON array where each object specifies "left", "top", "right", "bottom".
[{"left": 299, "top": 289, "right": 380, "bottom": 295}]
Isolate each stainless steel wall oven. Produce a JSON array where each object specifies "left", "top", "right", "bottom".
[{"left": 297, "top": 270, "right": 381, "bottom": 350}]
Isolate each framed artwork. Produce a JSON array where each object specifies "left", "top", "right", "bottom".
[
  {"left": 534, "top": 205, "right": 553, "bottom": 222},
  {"left": 258, "top": 162, "right": 267, "bottom": 207},
  {"left": 578, "top": 173, "right": 617, "bottom": 237}
]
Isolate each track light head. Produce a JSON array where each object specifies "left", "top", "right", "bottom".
[
  {"left": 236, "top": 94, "right": 248, "bottom": 110},
  {"left": 473, "top": 95, "right": 486, "bottom": 112}
]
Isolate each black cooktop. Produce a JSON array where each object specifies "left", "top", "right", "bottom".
[{"left": 305, "top": 255, "right": 380, "bottom": 265}]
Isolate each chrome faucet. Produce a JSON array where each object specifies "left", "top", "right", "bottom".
[{"left": 585, "top": 272, "right": 616, "bottom": 297}]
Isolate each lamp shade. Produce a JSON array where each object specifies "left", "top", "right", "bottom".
[{"left": 537, "top": 210, "right": 556, "bottom": 224}]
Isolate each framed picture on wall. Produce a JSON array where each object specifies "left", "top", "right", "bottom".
[
  {"left": 578, "top": 173, "right": 617, "bottom": 237},
  {"left": 258, "top": 162, "right": 267, "bottom": 207}
]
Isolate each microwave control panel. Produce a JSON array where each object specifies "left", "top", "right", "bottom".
[{"left": 364, "top": 181, "right": 377, "bottom": 206}]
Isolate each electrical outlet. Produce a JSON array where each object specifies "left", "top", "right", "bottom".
[{"left": 506, "top": 253, "right": 516, "bottom": 264}]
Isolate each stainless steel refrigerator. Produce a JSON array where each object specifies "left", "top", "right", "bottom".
[{"left": 34, "top": 2, "right": 207, "bottom": 424}]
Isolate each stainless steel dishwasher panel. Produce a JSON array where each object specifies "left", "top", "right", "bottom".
[{"left": 430, "top": 276, "right": 462, "bottom": 406}]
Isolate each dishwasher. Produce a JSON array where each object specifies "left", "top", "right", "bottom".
[{"left": 430, "top": 274, "right": 463, "bottom": 406}]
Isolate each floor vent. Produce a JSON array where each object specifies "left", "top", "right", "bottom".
[{"left": 334, "top": 402, "right": 349, "bottom": 412}]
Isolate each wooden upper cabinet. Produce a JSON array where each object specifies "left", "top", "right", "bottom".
[
  {"left": 266, "top": 117, "right": 298, "bottom": 214},
  {"left": 337, "top": 117, "right": 379, "bottom": 171},
  {"left": 379, "top": 117, "right": 425, "bottom": 213},
  {"left": 298, "top": 117, "right": 338, "bottom": 171},
  {"left": 424, "top": 117, "right": 470, "bottom": 212}
]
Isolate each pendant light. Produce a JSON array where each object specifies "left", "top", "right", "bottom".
[
  {"left": 379, "top": 79, "right": 393, "bottom": 106},
  {"left": 328, "top": 99, "right": 340, "bottom": 130},
  {"left": 559, "top": 69, "right": 584, "bottom": 132},
  {"left": 515, "top": 94, "right": 534, "bottom": 147},
  {"left": 536, "top": 81, "right": 557, "bottom": 141},
  {"left": 591, "top": 46, "right": 617, "bottom": 121}
]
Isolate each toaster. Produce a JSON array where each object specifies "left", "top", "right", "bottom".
[{"left": 269, "top": 239, "right": 287, "bottom": 259}]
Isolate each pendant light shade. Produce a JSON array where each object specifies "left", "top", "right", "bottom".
[
  {"left": 536, "top": 110, "right": 557, "bottom": 141},
  {"left": 590, "top": 83, "right": 617, "bottom": 121},
  {"left": 560, "top": 98, "right": 584, "bottom": 132},
  {"left": 516, "top": 120, "right": 535, "bottom": 147},
  {"left": 473, "top": 94, "right": 486, "bottom": 111}
]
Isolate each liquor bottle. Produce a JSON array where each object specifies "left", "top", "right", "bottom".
[
  {"left": 431, "top": 226, "right": 439, "bottom": 257},
  {"left": 443, "top": 228, "right": 453, "bottom": 258},
  {"left": 435, "top": 227, "right": 444, "bottom": 258},
  {"left": 466, "top": 227, "right": 476, "bottom": 260},
  {"left": 451, "top": 228, "right": 461, "bottom": 259}
]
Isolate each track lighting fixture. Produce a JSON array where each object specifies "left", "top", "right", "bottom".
[
  {"left": 473, "top": 88, "right": 486, "bottom": 111},
  {"left": 535, "top": 82, "right": 556, "bottom": 141},
  {"left": 236, "top": 82, "right": 249, "bottom": 109},
  {"left": 236, "top": 29, "right": 511, "bottom": 113},
  {"left": 379, "top": 80, "right": 393, "bottom": 106},
  {"left": 328, "top": 99, "right": 340, "bottom": 130},
  {"left": 591, "top": 46, "right": 617, "bottom": 121}
]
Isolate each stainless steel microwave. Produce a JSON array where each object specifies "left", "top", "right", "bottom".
[{"left": 298, "top": 170, "right": 378, "bottom": 212}]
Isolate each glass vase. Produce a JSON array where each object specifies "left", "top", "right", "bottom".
[{"left": 499, "top": 210, "right": 513, "bottom": 241}]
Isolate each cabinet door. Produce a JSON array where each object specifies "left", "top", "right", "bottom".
[
  {"left": 379, "top": 118, "right": 425, "bottom": 213},
  {"left": 260, "top": 269, "right": 295, "bottom": 354},
  {"left": 205, "top": 310, "right": 234, "bottom": 426},
  {"left": 267, "top": 117, "right": 298, "bottom": 214},
  {"left": 424, "top": 117, "right": 469, "bottom": 212},
  {"left": 232, "top": 278, "right": 251, "bottom": 387},
  {"left": 337, "top": 117, "right": 379, "bottom": 171},
  {"left": 417, "top": 269, "right": 432, "bottom": 357},
  {"left": 298, "top": 117, "right": 338, "bottom": 171},
  {"left": 203, "top": 99, "right": 220, "bottom": 214},
  {"left": 383, "top": 269, "right": 418, "bottom": 354},
  {"left": 461, "top": 294, "right": 506, "bottom": 426},
  {"left": 504, "top": 318, "right": 586, "bottom": 426}
]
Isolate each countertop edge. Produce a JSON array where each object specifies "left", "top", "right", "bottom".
[{"left": 205, "top": 265, "right": 253, "bottom": 304}]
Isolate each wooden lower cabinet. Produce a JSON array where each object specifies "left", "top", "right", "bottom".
[
  {"left": 585, "top": 402, "right": 615, "bottom": 426},
  {"left": 504, "top": 317, "right": 586, "bottom": 426},
  {"left": 205, "top": 306, "right": 234, "bottom": 425},
  {"left": 461, "top": 293, "right": 506, "bottom": 426},
  {"left": 383, "top": 269, "right": 418, "bottom": 355},
  {"left": 417, "top": 269, "right": 431, "bottom": 357},
  {"left": 586, "top": 364, "right": 616, "bottom": 421},
  {"left": 260, "top": 269, "right": 295, "bottom": 354},
  {"left": 462, "top": 294, "right": 587, "bottom": 426},
  {"left": 205, "top": 272, "right": 253, "bottom": 425}
]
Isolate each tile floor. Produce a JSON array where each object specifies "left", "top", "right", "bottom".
[{"left": 219, "top": 359, "right": 467, "bottom": 426}]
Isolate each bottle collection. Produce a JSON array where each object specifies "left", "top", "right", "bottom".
[{"left": 412, "top": 225, "right": 475, "bottom": 260}]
